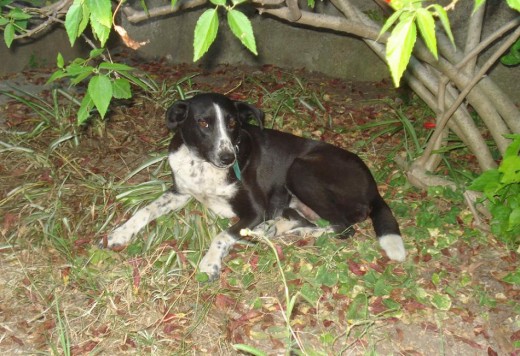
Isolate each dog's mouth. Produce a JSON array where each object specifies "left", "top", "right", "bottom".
[
  {"left": 211, "top": 152, "right": 236, "bottom": 169},
  {"left": 212, "top": 160, "right": 235, "bottom": 169}
]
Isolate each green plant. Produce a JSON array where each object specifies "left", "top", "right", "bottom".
[
  {"left": 48, "top": 49, "right": 158, "bottom": 125},
  {"left": 469, "top": 134, "right": 520, "bottom": 248},
  {"left": 501, "top": 38, "right": 520, "bottom": 66}
]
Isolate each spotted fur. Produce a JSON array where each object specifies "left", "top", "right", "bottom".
[{"left": 101, "top": 93, "right": 406, "bottom": 281}]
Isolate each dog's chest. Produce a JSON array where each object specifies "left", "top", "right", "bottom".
[{"left": 168, "top": 145, "right": 237, "bottom": 218}]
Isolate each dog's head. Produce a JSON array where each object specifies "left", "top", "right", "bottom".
[{"left": 165, "top": 93, "right": 264, "bottom": 168}]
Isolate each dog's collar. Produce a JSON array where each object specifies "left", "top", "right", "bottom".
[
  {"left": 232, "top": 160, "right": 241, "bottom": 181},
  {"left": 233, "top": 143, "right": 242, "bottom": 181}
]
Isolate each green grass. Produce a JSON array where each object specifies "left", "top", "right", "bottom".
[{"left": 1, "top": 66, "right": 519, "bottom": 355}]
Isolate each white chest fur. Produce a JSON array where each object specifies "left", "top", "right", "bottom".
[{"left": 168, "top": 144, "right": 237, "bottom": 218}]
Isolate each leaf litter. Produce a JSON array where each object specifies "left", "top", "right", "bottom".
[{"left": 1, "top": 53, "right": 519, "bottom": 355}]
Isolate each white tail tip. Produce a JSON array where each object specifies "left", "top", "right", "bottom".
[{"left": 379, "top": 234, "right": 406, "bottom": 261}]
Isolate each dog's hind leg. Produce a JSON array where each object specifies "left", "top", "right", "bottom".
[{"left": 101, "top": 190, "right": 191, "bottom": 248}]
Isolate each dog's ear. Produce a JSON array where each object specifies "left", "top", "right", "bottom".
[
  {"left": 165, "top": 101, "right": 189, "bottom": 130},
  {"left": 235, "top": 101, "right": 264, "bottom": 130}
]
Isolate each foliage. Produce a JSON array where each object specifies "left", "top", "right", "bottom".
[
  {"left": 47, "top": 49, "right": 157, "bottom": 124},
  {"left": 470, "top": 134, "right": 520, "bottom": 248},
  {"left": 194, "top": 0, "right": 256, "bottom": 61},
  {"left": 65, "top": 0, "right": 112, "bottom": 47},
  {"left": 501, "top": 38, "right": 520, "bottom": 66},
  {"left": 0, "top": 0, "right": 31, "bottom": 48},
  {"left": 379, "top": 0, "right": 454, "bottom": 87}
]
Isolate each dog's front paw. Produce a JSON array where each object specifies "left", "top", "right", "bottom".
[
  {"left": 199, "top": 252, "right": 222, "bottom": 282},
  {"left": 99, "top": 226, "right": 134, "bottom": 249}
]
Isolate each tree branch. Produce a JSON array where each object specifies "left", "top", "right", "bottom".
[
  {"left": 12, "top": 0, "right": 73, "bottom": 40},
  {"left": 124, "top": 0, "right": 208, "bottom": 23},
  {"left": 463, "top": 0, "right": 485, "bottom": 75},
  {"left": 257, "top": 6, "right": 382, "bottom": 41},
  {"left": 420, "top": 25, "right": 520, "bottom": 166}
]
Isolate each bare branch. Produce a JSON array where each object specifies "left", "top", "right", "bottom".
[
  {"left": 463, "top": 1, "right": 485, "bottom": 75},
  {"left": 421, "top": 26, "right": 520, "bottom": 161},
  {"left": 124, "top": 0, "right": 207, "bottom": 23},
  {"left": 12, "top": 0, "right": 73, "bottom": 40},
  {"left": 286, "top": 0, "right": 302, "bottom": 21},
  {"left": 258, "top": 7, "right": 382, "bottom": 41}
]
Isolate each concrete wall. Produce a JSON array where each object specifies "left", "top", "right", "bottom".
[
  {"left": 1, "top": 1, "right": 518, "bottom": 100},
  {"left": 0, "top": 27, "right": 90, "bottom": 74},
  {"left": 122, "top": 0, "right": 390, "bottom": 81}
]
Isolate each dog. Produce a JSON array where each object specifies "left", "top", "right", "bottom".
[{"left": 101, "top": 93, "right": 406, "bottom": 280}]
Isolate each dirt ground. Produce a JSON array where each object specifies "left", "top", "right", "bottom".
[{"left": 1, "top": 54, "right": 519, "bottom": 355}]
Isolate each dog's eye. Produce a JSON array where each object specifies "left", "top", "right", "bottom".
[
  {"left": 228, "top": 118, "right": 237, "bottom": 129},
  {"left": 198, "top": 119, "right": 209, "bottom": 128}
]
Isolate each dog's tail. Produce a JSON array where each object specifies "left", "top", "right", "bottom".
[{"left": 370, "top": 195, "right": 406, "bottom": 261}]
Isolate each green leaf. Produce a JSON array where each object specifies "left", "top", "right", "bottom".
[
  {"left": 509, "top": 207, "right": 520, "bottom": 230},
  {"left": 8, "top": 8, "right": 32, "bottom": 20},
  {"left": 374, "top": 278, "right": 393, "bottom": 296},
  {"left": 502, "top": 268, "right": 520, "bottom": 285},
  {"left": 504, "top": 134, "right": 520, "bottom": 158},
  {"left": 90, "top": 48, "right": 105, "bottom": 58},
  {"left": 98, "top": 62, "right": 135, "bottom": 71},
  {"left": 57, "top": 53, "right": 64, "bottom": 69},
  {"left": 347, "top": 294, "right": 368, "bottom": 320},
  {"left": 501, "top": 48, "right": 520, "bottom": 66},
  {"left": 386, "top": 13, "right": 417, "bottom": 87},
  {"left": 315, "top": 265, "right": 338, "bottom": 287},
  {"left": 431, "top": 293, "right": 451, "bottom": 310},
  {"left": 506, "top": 0, "right": 520, "bottom": 12},
  {"left": 46, "top": 69, "right": 68, "bottom": 84},
  {"left": 0, "top": 17, "right": 9, "bottom": 26},
  {"left": 65, "top": 0, "right": 83, "bottom": 46},
  {"left": 4, "top": 23, "right": 14, "bottom": 48},
  {"left": 431, "top": 4, "right": 455, "bottom": 46},
  {"left": 379, "top": 9, "right": 404, "bottom": 37},
  {"left": 77, "top": 93, "right": 94, "bottom": 125},
  {"left": 79, "top": 2, "right": 91, "bottom": 36},
  {"left": 300, "top": 283, "right": 321, "bottom": 305},
  {"left": 415, "top": 8, "right": 437, "bottom": 59},
  {"left": 469, "top": 169, "right": 501, "bottom": 196},
  {"left": 193, "top": 8, "right": 219, "bottom": 62},
  {"left": 210, "top": 0, "right": 226, "bottom": 5},
  {"left": 87, "top": 74, "right": 113, "bottom": 118},
  {"left": 499, "top": 156, "right": 520, "bottom": 184},
  {"left": 90, "top": 17, "right": 111, "bottom": 47},
  {"left": 112, "top": 78, "right": 132, "bottom": 99},
  {"left": 86, "top": 0, "right": 112, "bottom": 28},
  {"left": 227, "top": 9, "right": 257, "bottom": 55},
  {"left": 195, "top": 272, "right": 209, "bottom": 283}
]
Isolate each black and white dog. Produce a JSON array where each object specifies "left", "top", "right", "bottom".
[{"left": 102, "top": 93, "right": 406, "bottom": 280}]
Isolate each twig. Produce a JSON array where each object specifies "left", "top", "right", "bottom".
[{"left": 12, "top": 0, "right": 73, "bottom": 40}]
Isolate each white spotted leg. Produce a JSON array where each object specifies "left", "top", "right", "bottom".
[{"left": 101, "top": 190, "right": 191, "bottom": 248}]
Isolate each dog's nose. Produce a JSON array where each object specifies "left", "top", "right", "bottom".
[{"left": 218, "top": 151, "right": 235, "bottom": 166}]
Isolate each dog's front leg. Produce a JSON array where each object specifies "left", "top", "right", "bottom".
[
  {"left": 199, "top": 215, "right": 263, "bottom": 281},
  {"left": 102, "top": 190, "right": 191, "bottom": 248}
]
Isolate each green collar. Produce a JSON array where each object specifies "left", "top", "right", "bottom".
[{"left": 232, "top": 160, "right": 242, "bottom": 181}]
